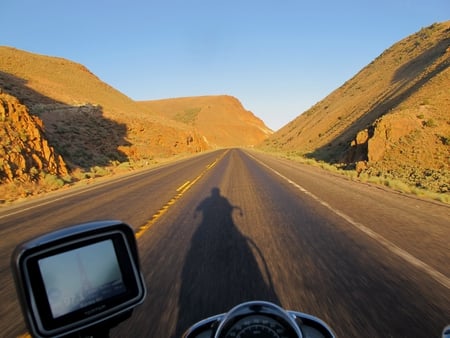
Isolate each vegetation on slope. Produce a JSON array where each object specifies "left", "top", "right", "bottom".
[
  {"left": 0, "top": 47, "right": 271, "bottom": 202},
  {"left": 138, "top": 95, "right": 273, "bottom": 147},
  {"left": 0, "top": 47, "right": 209, "bottom": 170},
  {"left": 262, "top": 22, "right": 450, "bottom": 198}
]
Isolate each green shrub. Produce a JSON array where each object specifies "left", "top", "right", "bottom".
[
  {"left": 61, "top": 174, "right": 73, "bottom": 184},
  {"left": 174, "top": 108, "right": 200, "bottom": 125},
  {"left": 43, "top": 173, "right": 65, "bottom": 188},
  {"left": 439, "top": 135, "right": 450, "bottom": 145},
  {"left": 90, "top": 166, "right": 109, "bottom": 177},
  {"left": 423, "top": 119, "right": 437, "bottom": 127},
  {"left": 118, "top": 162, "right": 132, "bottom": 169}
]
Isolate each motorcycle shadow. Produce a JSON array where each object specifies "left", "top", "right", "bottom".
[{"left": 174, "top": 187, "right": 280, "bottom": 337}]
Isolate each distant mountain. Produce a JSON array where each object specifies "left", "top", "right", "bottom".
[
  {"left": 0, "top": 46, "right": 271, "bottom": 187},
  {"left": 262, "top": 21, "right": 450, "bottom": 194},
  {"left": 138, "top": 95, "right": 272, "bottom": 147}
]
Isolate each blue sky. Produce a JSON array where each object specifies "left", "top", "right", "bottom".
[{"left": 2, "top": 1, "right": 449, "bottom": 130}]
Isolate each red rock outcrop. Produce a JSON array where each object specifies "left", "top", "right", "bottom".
[
  {"left": 367, "top": 114, "right": 422, "bottom": 163},
  {"left": 0, "top": 92, "right": 68, "bottom": 182}
]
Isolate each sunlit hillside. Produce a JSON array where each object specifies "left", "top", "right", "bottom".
[
  {"left": 138, "top": 96, "right": 272, "bottom": 147},
  {"left": 0, "top": 46, "right": 272, "bottom": 164},
  {"left": 263, "top": 21, "right": 450, "bottom": 194},
  {"left": 0, "top": 47, "right": 210, "bottom": 166},
  {"left": 0, "top": 47, "right": 272, "bottom": 201}
]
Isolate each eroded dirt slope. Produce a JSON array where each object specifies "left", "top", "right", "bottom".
[{"left": 263, "top": 22, "right": 450, "bottom": 193}]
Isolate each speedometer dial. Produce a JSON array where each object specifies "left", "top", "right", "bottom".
[
  {"left": 235, "top": 324, "right": 279, "bottom": 337},
  {"left": 225, "top": 315, "right": 291, "bottom": 338}
]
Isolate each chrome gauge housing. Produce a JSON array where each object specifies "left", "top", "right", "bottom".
[
  {"left": 182, "top": 300, "right": 335, "bottom": 338},
  {"left": 215, "top": 301, "right": 302, "bottom": 338}
]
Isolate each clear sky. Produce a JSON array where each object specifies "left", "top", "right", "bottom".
[{"left": 2, "top": 1, "right": 449, "bottom": 130}]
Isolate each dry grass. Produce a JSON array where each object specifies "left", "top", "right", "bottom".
[
  {"left": 0, "top": 150, "right": 201, "bottom": 204},
  {"left": 0, "top": 47, "right": 211, "bottom": 172},
  {"left": 0, "top": 46, "right": 272, "bottom": 203},
  {"left": 270, "top": 150, "right": 450, "bottom": 204},
  {"left": 0, "top": 47, "right": 271, "bottom": 176},
  {"left": 261, "top": 21, "right": 450, "bottom": 197}
]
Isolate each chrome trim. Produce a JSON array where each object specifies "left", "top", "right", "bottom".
[
  {"left": 182, "top": 314, "right": 224, "bottom": 338},
  {"left": 289, "top": 311, "right": 336, "bottom": 338},
  {"left": 214, "top": 301, "right": 303, "bottom": 338},
  {"left": 443, "top": 325, "right": 450, "bottom": 338}
]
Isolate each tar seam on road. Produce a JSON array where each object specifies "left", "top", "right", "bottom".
[
  {"left": 135, "top": 151, "right": 227, "bottom": 240},
  {"left": 249, "top": 154, "right": 450, "bottom": 290}
]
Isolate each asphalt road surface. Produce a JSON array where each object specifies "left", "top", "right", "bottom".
[{"left": 0, "top": 149, "right": 449, "bottom": 337}]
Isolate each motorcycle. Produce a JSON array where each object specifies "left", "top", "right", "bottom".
[
  {"left": 182, "top": 300, "right": 334, "bottom": 338},
  {"left": 15, "top": 219, "right": 442, "bottom": 338}
]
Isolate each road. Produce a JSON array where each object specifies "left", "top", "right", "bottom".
[{"left": 0, "top": 149, "right": 449, "bottom": 337}]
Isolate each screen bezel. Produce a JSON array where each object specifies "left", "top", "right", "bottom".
[{"left": 18, "top": 227, "right": 145, "bottom": 337}]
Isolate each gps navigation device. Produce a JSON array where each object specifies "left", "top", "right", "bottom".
[{"left": 11, "top": 220, "right": 146, "bottom": 338}]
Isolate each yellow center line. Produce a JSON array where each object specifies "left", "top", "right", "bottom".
[
  {"left": 176, "top": 180, "right": 191, "bottom": 192},
  {"left": 135, "top": 153, "right": 224, "bottom": 240},
  {"left": 17, "top": 152, "right": 227, "bottom": 338}
]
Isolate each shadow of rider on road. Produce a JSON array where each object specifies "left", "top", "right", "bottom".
[
  {"left": 174, "top": 187, "right": 279, "bottom": 337},
  {"left": 195, "top": 187, "right": 243, "bottom": 219}
]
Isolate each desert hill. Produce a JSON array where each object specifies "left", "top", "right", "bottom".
[
  {"left": 138, "top": 96, "right": 272, "bottom": 147},
  {"left": 262, "top": 22, "right": 450, "bottom": 194},
  {"left": 0, "top": 47, "right": 138, "bottom": 115},
  {"left": 0, "top": 46, "right": 210, "bottom": 169},
  {"left": 0, "top": 92, "right": 68, "bottom": 183},
  {"left": 0, "top": 47, "right": 271, "bottom": 200},
  {"left": 0, "top": 47, "right": 270, "bottom": 187}
]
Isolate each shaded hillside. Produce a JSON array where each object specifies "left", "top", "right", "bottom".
[
  {"left": 263, "top": 22, "right": 450, "bottom": 194},
  {"left": 0, "top": 47, "right": 271, "bottom": 172},
  {"left": 0, "top": 47, "right": 135, "bottom": 114},
  {"left": 138, "top": 95, "right": 272, "bottom": 147},
  {"left": 0, "top": 47, "right": 211, "bottom": 169},
  {"left": 0, "top": 92, "right": 68, "bottom": 183}
]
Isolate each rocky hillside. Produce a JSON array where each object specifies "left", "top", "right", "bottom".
[
  {"left": 0, "top": 47, "right": 271, "bottom": 189},
  {"left": 0, "top": 92, "right": 67, "bottom": 182},
  {"left": 263, "top": 22, "right": 450, "bottom": 194},
  {"left": 0, "top": 47, "right": 212, "bottom": 168},
  {"left": 138, "top": 95, "right": 272, "bottom": 147}
]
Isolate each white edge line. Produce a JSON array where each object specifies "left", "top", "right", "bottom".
[{"left": 250, "top": 154, "right": 450, "bottom": 290}]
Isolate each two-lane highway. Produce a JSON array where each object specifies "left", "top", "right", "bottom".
[
  {"left": 1, "top": 149, "right": 449, "bottom": 337},
  {"left": 0, "top": 150, "right": 225, "bottom": 337}
]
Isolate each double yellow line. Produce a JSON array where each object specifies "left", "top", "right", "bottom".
[{"left": 135, "top": 154, "right": 223, "bottom": 239}]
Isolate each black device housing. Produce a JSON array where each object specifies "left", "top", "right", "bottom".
[{"left": 11, "top": 220, "right": 146, "bottom": 338}]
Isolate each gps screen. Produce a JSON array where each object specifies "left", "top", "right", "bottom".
[{"left": 38, "top": 239, "right": 127, "bottom": 319}]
